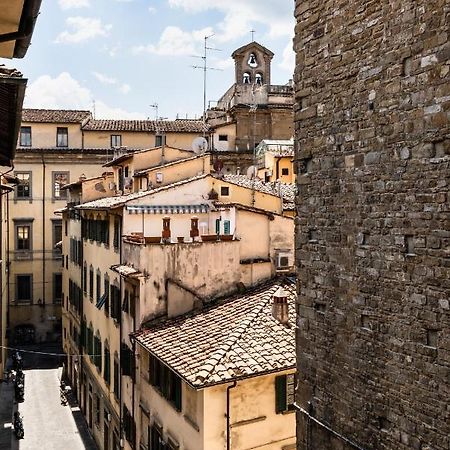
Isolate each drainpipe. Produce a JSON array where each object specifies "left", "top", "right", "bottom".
[
  {"left": 226, "top": 380, "right": 237, "bottom": 450},
  {"left": 41, "top": 152, "right": 46, "bottom": 306},
  {"left": 275, "top": 156, "right": 281, "bottom": 180}
]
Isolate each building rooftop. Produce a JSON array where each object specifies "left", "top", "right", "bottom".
[
  {"left": 82, "top": 118, "right": 210, "bottom": 133},
  {"left": 222, "top": 174, "right": 296, "bottom": 203},
  {"left": 133, "top": 277, "right": 296, "bottom": 388},
  {"left": 256, "top": 139, "right": 294, "bottom": 157},
  {"left": 22, "top": 108, "right": 92, "bottom": 123}
]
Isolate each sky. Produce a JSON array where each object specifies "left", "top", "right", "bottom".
[{"left": 1, "top": 0, "right": 295, "bottom": 120}]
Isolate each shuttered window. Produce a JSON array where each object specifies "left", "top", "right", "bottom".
[
  {"left": 275, "top": 373, "right": 296, "bottom": 413},
  {"left": 104, "top": 345, "right": 110, "bottom": 385}
]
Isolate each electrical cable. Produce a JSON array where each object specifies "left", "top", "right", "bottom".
[{"left": 1, "top": 345, "right": 100, "bottom": 358}]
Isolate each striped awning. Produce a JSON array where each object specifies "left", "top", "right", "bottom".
[{"left": 126, "top": 204, "right": 209, "bottom": 215}]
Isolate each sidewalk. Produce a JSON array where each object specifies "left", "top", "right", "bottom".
[{"left": 0, "top": 364, "right": 14, "bottom": 450}]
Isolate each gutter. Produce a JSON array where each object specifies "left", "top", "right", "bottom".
[{"left": 226, "top": 381, "right": 237, "bottom": 450}]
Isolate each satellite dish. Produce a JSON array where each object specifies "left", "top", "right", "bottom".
[
  {"left": 192, "top": 137, "right": 208, "bottom": 154},
  {"left": 247, "top": 165, "right": 257, "bottom": 179}
]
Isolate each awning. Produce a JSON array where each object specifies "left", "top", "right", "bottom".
[{"left": 126, "top": 204, "right": 209, "bottom": 215}]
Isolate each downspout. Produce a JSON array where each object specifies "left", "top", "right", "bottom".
[
  {"left": 119, "top": 218, "right": 123, "bottom": 446},
  {"left": 226, "top": 380, "right": 237, "bottom": 450},
  {"left": 41, "top": 152, "right": 46, "bottom": 306},
  {"left": 275, "top": 156, "right": 281, "bottom": 180}
]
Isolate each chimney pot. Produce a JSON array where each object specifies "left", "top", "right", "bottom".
[{"left": 272, "top": 286, "right": 289, "bottom": 325}]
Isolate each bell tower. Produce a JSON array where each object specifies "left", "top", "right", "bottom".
[{"left": 231, "top": 41, "right": 274, "bottom": 87}]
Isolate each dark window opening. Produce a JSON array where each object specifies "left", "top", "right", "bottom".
[
  {"left": 56, "top": 127, "right": 68, "bottom": 147},
  {"left": 16, "top": 275, "right": 32, "bottom": 302},
  {"left": 281, "top": 168, "right": 289, "bottom": 176},
  {"left": 218, "top": 134, "right": 228, "bottom": 142},
  {"left": 220, "top": 186, "right": 230, "bottom": 196}
]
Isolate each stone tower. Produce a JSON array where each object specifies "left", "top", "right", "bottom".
[
  {"left": 294, "top": 1, "right": 449, "bottom": 450},
  {"left": 231, "top": 41, "right": 274, "bottom": 87}
]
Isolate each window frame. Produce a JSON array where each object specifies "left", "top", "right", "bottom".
[
  {"left": 220, "top": 186, "right": 230, "bottom": 197},
  {"left": 14, "top": 220, "right": 33, "bottom": 254},
  {"left": 19, "top": 126, "right": 32, "bottom": 147},
  {"left": 218, "top": 134, "right": 228, "bottom": 142},
  {"left": 52, "top": 219, "right": 63, "bottom": 258},
  {"left": 53, "top": 272, "right": 63, "bottom": 304},
  {"left": 16, "top": 274, "right": 33, "bottom": 303},
  {"left": 52, "top": 171, "right": 70, "bottom": 200},
  {"left": 111, "top": 134, "right": 122, "bottom": 147},
  {"left": 56, "top": 127, "right": 69, "bottom": 148},
  {"left": 14, "top": 171, "right": 32, "bottom": 199},
  {"left": 281, "top": 167, "right": 289, "bottom": 176}
]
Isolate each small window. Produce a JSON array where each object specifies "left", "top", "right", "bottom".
[
  {"left": 15, "top": 172, "right": 31, "bottom": 199},
  {"left": 111, "top": 135, "right": 122, "bottom": 147},
  {"left": 155, "top": 135, "right": 166, "bottom": 147},
  {"left": 223, "top": 220, "right": 231, "bottom": 235},
  {"left": 104, "top": 344, "right": 111, "bottom": 385},
  {"left": 275, "top": 373, "right": 296, "bottom": 414},
  {"left": 16, "top": 275, "right": 32, "bottom": 302},
  {"left": 218, "top": 134, "right": 228, "bottom": 142},
  {"left": 156, "top": 172, "right": 163, "bottom": 184},
  {"left": 56, "top": 127, "right": 68, "bottom": 147},
  {"left": 243, "top": 72, "right": 251, "bottom": 84},
  {"left": 255, "top": 73, "right": 263, "bottom": 85},
  {"left": 113, "top": 356, "right": 120, "bottom": 398},
  {"left": 16, "top": 223, "right": 32, "bottom": 251},
  {"left": 220, "top": 186, "right": 230, "bottom": 196},
  {"left": 53, "top": 273, "right": 63, "bottom": 304},
  {"left": 53, "top": 171, "right": 69, "bottom": 199},
  {"left": 281, "top": 168, "right": 289, "bottom": 176},
  {"left": 52, "top": 220, "right": 62, "bottom": 257},
  {"left": 89, "top": 266, "right": 94, "bottom": 299},
  {"left": 20, "top": 126, "right": 32, "bottom": 147}
]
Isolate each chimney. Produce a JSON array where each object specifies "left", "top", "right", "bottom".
[{"left": 272, "top": 286, "right": 289, "bottom": 325}]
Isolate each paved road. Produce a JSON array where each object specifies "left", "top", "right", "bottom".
[{"left": 3, "top": 344, "right": 97, "bottom": 450}]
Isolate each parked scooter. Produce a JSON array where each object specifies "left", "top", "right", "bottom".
[
  {"left": 14, "top": 379, "right": 24, "bottom": 402},
  {"left": 13, "top": 412, "right": 24, "bottom": 439}
]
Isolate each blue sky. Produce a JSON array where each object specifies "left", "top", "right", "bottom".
[{"left": 1, "top": 0, "right": 295, "bottom": 119}]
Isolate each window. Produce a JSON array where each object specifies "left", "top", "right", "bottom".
[
  {"left": 255, "top": 73, "right": 263, "bottom": 85},
  {"left": 104, "top": 276, "right": 110, "bottom": 317},
  {"left": 123, "top": 405, "right": 136, "bottom": 448},
  {"left": 215, "top": 218, "right": 220, "bottom": 235},
  {"left": 104, "top": 344, "right": 111, "bottom": 385},
  {"left": 121, "top": 343, "right": 134, "bottom": 378},
  {"left": 96, "top": 271, "right": 101, "bottom": 304},
  {"left": 52, "top": 220, "right": 62, "bottom": 257},
  {"left": 223, "top": 220, "right": 231, "bottom": 235},
  {"left": 281, "top": 168, "right": 289, "bottom": 176},
  {"left": 220, "top": 186, "right": 229, "bottom": 196},
  {"left": 113, "top": 356, "right": 120, "bottom": 398},
  {"left": 218, "top": 134, "right": 228, "bottom": 142},
  {"left": 113, "top": 218, "right": 121, "bottom": 251},
  {"left": 53, "top": 273, "right": 63, "bottom": 304},
  {"left": 150, "top": 425, "right": 165, "bottom": 450},
  {"left": 53, "top": 171, "right": 69, "bottom": 199},
  {"left": 149, "top": 354, "right": 182, "bottom": 411},
  {"left": 243, "top": 72, "right": 251, "bottom": 84},
  {"left": 20, "top": 126, "right": 32, "bottom": 147},
  {"left": 155, "top": 135, "right": 166, "bottom": 147},
  {"left": 56, "top": 127, "right": 68, "bottom": 147},
  {"left": 111, "top": 135, "right": 122, "bottom": 147},
  {"left": 89, "top": 266, "right": 94, "bottom": 299},
  {"left": 16, "top": 223, "right": 31, "bottom": 251},
  {"left": 94, "top": 333, "right": 102, "bottom": 371},
  {"left": 111, "top": 284, "right": 121, "bottom": 321},
  {"left": 16, "top": 275, "right": 32, "bottom": 302},
  {"left": 275, "top": 373, "right": 296, "bottom": 414},
  {"left": 83, "top": 263, "right": 87, "bottom": 293},
  {"left": 15, "top": 172, "right": 31, "bottom": 198},
  {"left": 95, "top": 394, "right": 101, "bottom": 425}
]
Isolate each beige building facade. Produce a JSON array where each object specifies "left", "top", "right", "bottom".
[
  {"left": 8, "top": 109, "right": 208, "bottom": 344},
  {"left": 60, "top": 144, "right": 295, "bottom": 450}
]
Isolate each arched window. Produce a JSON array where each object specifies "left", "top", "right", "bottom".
[
  {"left": 255, "top": 73, "right": 263, "bottom": 85},
  {"left": 248, "top": 53, "right": 258, "bottom": 68},
  {"left": 243, "top": 72, "right": 251, "bottom": 84}
]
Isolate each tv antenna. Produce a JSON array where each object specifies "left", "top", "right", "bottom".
[
  {"left": 149, "top": 103, "right": 158, "bottom": 120},
  {"left": 191, "top": 34, "right": 222, "bottom": 133}
]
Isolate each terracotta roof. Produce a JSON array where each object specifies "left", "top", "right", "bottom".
[
  {"left": 75, "top": 174, "right": 209, "bottom": 210},
  {"left": 22, "top": 109, "right": 92, "bottom": 123},
  {"left": 221, "top": 174, "right": 296, "bottom": 202},
  {"left": 110, "top": 264, "right": 142, "bottom": 278},
  {"left": 82, "top": 118, "right": 210, "bottom": 133},
  {"left": 133, "top": 277, "right": 296, "bottom": 388}
]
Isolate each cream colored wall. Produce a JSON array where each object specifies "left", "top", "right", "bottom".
[
  {"left": 143, "top": 155, "right": 210, "bottom": 190},
  {"left": 257, "top": 154, "right": 295, "bottom": 183},
  {"left": 77, "top": 210, "right": 121, "bottom": 415},
  {"left": 83, "top": 131, "right": 199, "bottom": 151},
  {"left": 204, "top": 371, "right": 296, "bottom": 450},
  {"left": 81, "top": 174, "right": 115, "bottom": 203},
  {"left": 213, "top": 123, "right": 237, "bottom": 151},
  {"left": 21, "top": 122, "right": 83, "bottom": 148},
  {"left": 8, "top": 154, "right": 108, "bottom": 341},
  {"left": 136, "top": 349, "right": 204, "bottom": 450}
]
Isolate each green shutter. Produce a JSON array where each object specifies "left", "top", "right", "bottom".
[
  {"left": 104, "top": 347, "right": 110, "bottom": 384},
  {"left": 215, "top": 218, "right": 220, "bottom": 234},
  {"left": 275, "top": 375, "right": 287, "bottom": 414},
  {"left": 224, "top": 220, "right": 231, "bottom": 235}
]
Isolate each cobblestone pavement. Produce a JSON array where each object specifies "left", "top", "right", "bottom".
[{"left": 1, "top": 344, "right": 97, "bottom": 450}]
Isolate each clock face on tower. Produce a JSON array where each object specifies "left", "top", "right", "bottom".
[{"left": 247, "top": 53, "right": 258, "bottom": 68}]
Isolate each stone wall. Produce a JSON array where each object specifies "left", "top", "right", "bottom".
[{"left": 294, "top": 1, "right": 449, "bottom": 449}]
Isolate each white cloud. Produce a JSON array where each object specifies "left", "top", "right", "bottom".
[
  {"left": 167, "top": 0, "right": 294, "bottom": 42},
  {"left": 119, "top": 83, "right": 131, "bottom": 94},
  {"left": 58, "top": 0, "right": 90, "bottom": 9},
  {"left": 92, "top": 71, "right": 117, "bottom": 85},
  {"left": 280, "top": 39, "right": 295, "bottom": 74},
  {"left": 55, "top": 17, "right": 112, "bottom": 44},
  {"left": 24, "top": 72, "right": 145, "bottom": 119},
  {"left": 133, "top": 25, "right": 213, "bottom": 56}
]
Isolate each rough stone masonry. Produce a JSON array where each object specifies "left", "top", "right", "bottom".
[{"left": 294, "top": 1, "right": 449, "bottom": 449}]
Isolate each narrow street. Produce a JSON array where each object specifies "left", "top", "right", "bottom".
[{"left": 2, "top": 345, "right": 97, "bottom": 450}]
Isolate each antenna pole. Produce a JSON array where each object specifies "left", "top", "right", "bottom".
[{"left": 250, "top": 29, "right": 256, "bottom": 42}]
